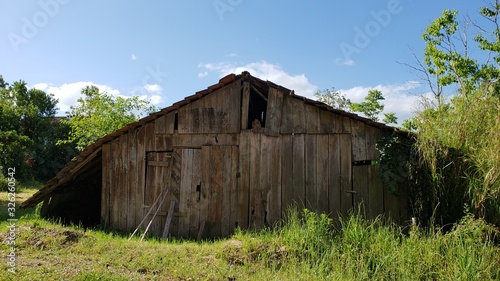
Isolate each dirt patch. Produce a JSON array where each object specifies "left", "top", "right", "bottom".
[
  {"left": 15, "top": 225, "right": 85, "bottom": 249},
  {"left": 221, "top": 239, "right": 287, "bottom": 267}
]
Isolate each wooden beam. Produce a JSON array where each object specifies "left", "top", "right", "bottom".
[
  {"left": 250, "top": 84, "right": 268, "bottom": 102},
  {"left": 162, "top": 200, "right": 176, "bottom": 239}
]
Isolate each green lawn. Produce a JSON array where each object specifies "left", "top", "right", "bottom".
[{"left": 0, "top": 185, "right": 499, "bottom": 280}]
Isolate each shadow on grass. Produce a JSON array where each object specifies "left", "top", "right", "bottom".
[{"left": 0, "top": 185, "right": 40, "bottom": 221}]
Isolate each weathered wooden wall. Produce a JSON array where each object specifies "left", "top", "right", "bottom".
[{"left": 101, "top": 79, "right": 409, "bottom": 239}]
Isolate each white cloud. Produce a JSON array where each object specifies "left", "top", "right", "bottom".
[
  {"left": 198, "top": 72, "right": 208, "bottom": 78},
  {"left": 201, "top": 60, "right": 319, "bottom": 98},
  {"left": 338, "top": 81, "right": 424, "bottom": 122},
  {"left": 150, "top": 95, "right": 162, "bottom": 105},
  {"left": 144, "top": 84, "right": 162, "bottom": 94},
  {"left": 335, "top": 58, "right": 356, "bottom": 66},
  {"left": 131, "top": 54, "right": 138, "bottom": 60}
]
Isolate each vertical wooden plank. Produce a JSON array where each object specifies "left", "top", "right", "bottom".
[
  {"left": 341, "top": 116, "right": 352, "bottom": 134},
  {"left": 189, "top": 149, "right": 202, "bottom": 238},
  {"left": 365, "top": 125, "right": 381, "bottom": 160},
  {"left": 135, "top": 126, "right": 146, "bottom": 229},
  {"left": 258, "top": 135, "right": 281, "bottom": 227},
  {"left": 213, "top": 87, "right": 225, "bottom": 133},
  {"left": 101, "top": 143, "right": 111, "bottom": 228},
  {"left": 368, "top": 164, "right": 384, "bottom": 219},
  {"left": 237, "top": 132, "right": 250, "bottom": 229},
  {"left": 199, "top": 147, "right": 210, "bottom": 239},
  {"left": 305, "top": 105, "right": 320, "bottom": 134},
  {"left": 165, "top": 111, "right": 176, "bottom": 134},
  {"left": 352, "top": 166, "right": 369, "bottom": 216},
  {"left": 221, "top": 146, "right": 233, "bottom": 237},
  {"left": 154, "top": 115, "right": 167, "bottom": 134},
  {"left": 119, "top": 134, "right": 129, "bottom": 231},
  {"left": 316, "top": 135, "right": 329, "bottom": 214},
  {"left": 319, "top": 109, "right": 336, "bottom": 133},
  {"left": 177, "top": 104, "right": 190, "bottom": 134},
  {"left": 109, "top": 139, "right": 120, "bottom": 230},
  {"left": 127, "top": 129, "right": 138, "bottom": 231},
  {"left": 281, "top": 135, "right": 293, "bottom": 211},
  {"left": 267, "top": 136, "right": 282, "bottom": 226},
  {"left": 339, "top": 134, "right": 353, "bottom": 216},
  {"left": 228, "top": 82, "right": 242, "bottom": 133},
  {"left": 259, "top": 135, "right": 270, "bottom": 227},
  {"left": 305, "top": 134, "right": 318, "bottom": 211},
  {"left": 281, "top": 96, "right": 305, "bottom": 134},
  {"left": 280, "top": 95, "right": 294, "bottom": 134},
  {"left": 162, "top": 200, "right": 176, "bottom": 239},
  {"left": 201, "top": 146, "right": 223, "bottom": 237},
  {"left": 178, "top": 149, "right": 193, "bottom": 237},
  {"left": 169, "top": 149, "right": 181, "bottom": 237},
  {"left": 351, "top": 121, "right": 367, "bottom": 162},
  {"left": 150, "top": 152, "right": 162, "bottom": 237},
  {"left": 292, "top": 99, "right": 306, "bottom": 133},
  {"left": 249, "top": 133, "right": 263, "bottom": 229},
  {"left": 241, "top": 82, "right": 250, "bottom": 130},
  {"left": 328, "top": 134, "right": 341, "bottom": 219},
  {"left": 209, "top": 146, "right": 223, "bottom": 237},
  {"left": 144, "top": 123, "right": 155, "bottom": 151},
  {"left": 266, "top": 87, "right": 284, "bottom": 136},
  {"left": 292, "top": 134, "right": 305, "bottom": 209},
  {"left": 229, "top": 146, "right": 239, "bottom": 235},
  {"left": 145, "top": 152, "right": 158, "bottom": 236}
]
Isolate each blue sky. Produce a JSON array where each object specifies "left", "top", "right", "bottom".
[{"left": 0, "top": 1, "right": 489, "bottom": 122}]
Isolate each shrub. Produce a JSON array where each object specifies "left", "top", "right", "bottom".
[{"left": 415, "top": 89, "right": 500, "bottom": 225}]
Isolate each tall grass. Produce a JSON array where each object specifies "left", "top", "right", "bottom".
[
  {"left": 415, "top": 89, "right": 500, "bottom": 224},
  {"left": 2, "top": 198, "right": 499, "bottom": 280},
  {"left": 230, "top": 209, "right": 500, "bottom": 280}
]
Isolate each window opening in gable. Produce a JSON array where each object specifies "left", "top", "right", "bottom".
[
  {"left": 174, "top": 112, "right": 178, "bottom": 130},
  {"left": 248, "top": 85, "right": 268, "bottom": 129}
]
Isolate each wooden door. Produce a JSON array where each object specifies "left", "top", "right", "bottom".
[
  {"left": 177, "top": 148, "right": 202, "bottom": 238},
  {"left": 200, "top": 145, "right": 239, "bottom": 238},
  {"left": 144, "top": 151, "right": 173, "bottom": 237}
]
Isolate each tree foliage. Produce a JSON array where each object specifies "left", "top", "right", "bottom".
[
  {"left": 418, "top": 1, "right": 500, "bottom": 98},
  {"left": 416, "top": 90, "right": 500, "bottom": 223},
  {"left": 414, "top": 1, "right": 500, "bottom": 224},
  {"left": 0, "top": 77, "right": 74, "bottom": 179},
  {"left": 314, "top": 88, "right": 351, "bottom": 111},
  {"left": 315, "top": 88, "right": 398, "bottom": 124},
  {"left": 60, "top": 86, "right": 156, "bottom": 151}
]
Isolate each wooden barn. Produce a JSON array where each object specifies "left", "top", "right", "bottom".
[{"left": 22, "top": 72, "right": 409, "bottom": 239}]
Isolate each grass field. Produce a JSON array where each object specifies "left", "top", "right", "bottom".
[{"left": 0, "top": 184, "right": 499, "bottom": 280}]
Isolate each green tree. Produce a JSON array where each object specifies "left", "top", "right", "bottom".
[
  {"left": 314, "top": 88, "right": 351, "bottom": 111},
  {"left": 382, "top": 113, "right": 398, "bottom": 125},
  {"left": 60, "top": 86, "right": 157, "bottom": 151},
  {"left": 412, "top": 1, "right": 500, "bottom": 224},
  {"left": 414, "top": 2, "right": 500, "bottom": 99},
  {"left": 315, "top": 88, "right": 397, "bottom": 124},
  {"left": 349, "top": 90, "right": 398, "bottom": 124},
  {"left": 401, "top": 118, "right": 417, "bottom": 132},
  {"left": 0, "top": 79, "right": 72, "bottom": 179}
]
